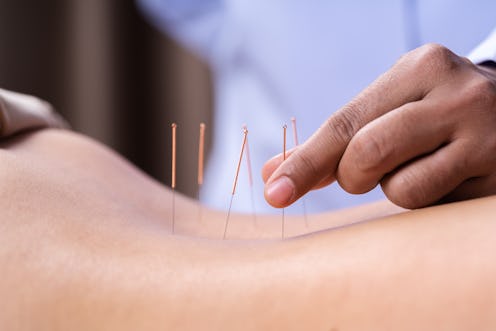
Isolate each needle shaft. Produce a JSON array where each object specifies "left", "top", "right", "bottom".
[
  {"left": 242, "top": 124, "right": 257, "bottom": 224},
  {"left": 198, "top": 123, "right": 206, "bottom": 222},
  {"left": 223, "top": 128, "right": 248, "bottom": 239},
  {"left": 171, "top": 123, "right": 177, "bottom": 234},
  {"left": 291, "top": 117, "right": 308, "bottom": 227},
  {"left": 282, "top": 124, "right": 287, "bottom": 239}
]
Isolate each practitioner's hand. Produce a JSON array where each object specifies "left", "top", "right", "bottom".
[{"left": 263, "top": 43, "right": 496, "bottom": 209}]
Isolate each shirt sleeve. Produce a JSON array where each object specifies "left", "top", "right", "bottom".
[
  {"left": 136, "top": 0, "right": 241, "bottom": 66},
  {"left": 0, "top": 88, "right": 69, "bottom": 139},
  {"left": 468, "top": 27, "right": 496, "bottom": 64}
]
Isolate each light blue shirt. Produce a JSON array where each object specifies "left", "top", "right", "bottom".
[{"left": 138, "top": 0, "right": 496, "bottom": 214}]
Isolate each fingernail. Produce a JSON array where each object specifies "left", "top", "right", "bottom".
[{"left": 266, "top": 176, "right": 295, "bottom": 207}]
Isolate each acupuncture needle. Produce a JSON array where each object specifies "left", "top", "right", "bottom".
[
  {"left": 291, "top": 117, "right": 308, "bottom": 227},
  {"left": 223, "top": 127, "right": 248, "bottom": 240},
  {"left": 242, "top": 124, "right": 257, "bottom": 225},
  {"left": 171, "top": 123, "right": 177, "bottom": 234},
  {"left": 197, "top": 123, "right": 206, "bottom": 223},
  {"left": 282, "top": 124, "right": 287, "bottom": 240}
]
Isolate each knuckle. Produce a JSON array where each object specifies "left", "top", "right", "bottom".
[
  {"left": 337, "top": 132, "right": 386, "bottom": 195},
  {"left": 286, "top": 149, "right": 323, "bottom": 191},
  {"left": 408, "top": 43, "right": 458, "bottom": 76},
  {"left": 419, "top": 43, "right": 454, "bottom": 66},
  {"left": 464, "top": 75, "right": 496, "bottom": 109},
  {"left": 327, "top": 102, "right": 363, "bottom": 144},
  {"left": 293, "top": 150, "right": 319, "bottom": 175},
  {"left": 348, "top": 128, "right": 389, "bottom": 172}
]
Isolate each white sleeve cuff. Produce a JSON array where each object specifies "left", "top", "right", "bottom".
[{"left": 468, "top": 27, "right": 496, "bottom": 64}]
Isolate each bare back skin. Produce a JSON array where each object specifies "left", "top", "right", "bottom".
[{"left": 1, "top": 129, "right": 496, "bottom": 330}]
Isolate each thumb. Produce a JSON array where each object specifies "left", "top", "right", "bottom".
[{"left": 263, "top": 111, "right": 358, "bottom": 208}]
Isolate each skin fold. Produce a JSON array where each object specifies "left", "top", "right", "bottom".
[{"left": 1, "top": 129, "right": 496, "bottom": 330}]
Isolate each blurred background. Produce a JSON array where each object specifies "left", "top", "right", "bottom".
[
  {"left": 2, "top": 0, "right": 495, "bottom": 213},
  {"left": 0, "top": 0, "right": 211, "bottom": 198}
]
